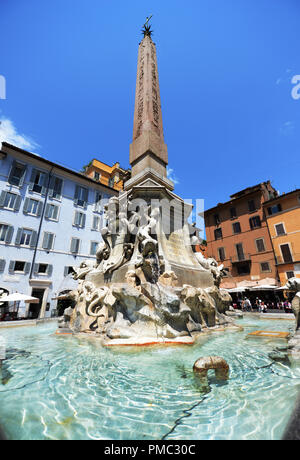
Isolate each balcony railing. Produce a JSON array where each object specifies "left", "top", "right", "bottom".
[
  {"left": 275, "top": 253, "right": 300, "bottom": 265},
  {"left": 230, "top": 253, "right": 251, "bottom": 263}
]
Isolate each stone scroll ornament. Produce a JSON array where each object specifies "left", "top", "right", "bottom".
[{"left": 56, "top": 195, "right": 235, "bottom": 344}]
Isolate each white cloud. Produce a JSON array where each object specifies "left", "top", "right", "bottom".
[
  {"left": 167, "top": 167, "right": 179, "bottom": 185},
  {"left": 0, "top": 116, "right": 39, "bottom": 152},
  {"left": 280, "top": 120, "right": 295, "bottom": 136}
]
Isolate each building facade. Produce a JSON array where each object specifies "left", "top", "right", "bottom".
[
  {"left": 0, "top": 142, "right": 117, "bottom": 319},
  {"left": 84, "top": 159, "right": 130, "bottom": 192},
  {"left": 204, "top": 181, "right": 279, "bottom": 289},
  {"left": 263, "top": 189, "right": 300, "bottom": 286}
]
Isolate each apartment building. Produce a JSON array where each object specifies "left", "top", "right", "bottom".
[
  {"left": 0, "top": 142, "right": 117, "bottom": 319},
  {"left": 263, "top": 189, "right": 300, "bottom": 286},
  {"left": 204, "top": 181, "right": 279, "bottom": 289}
]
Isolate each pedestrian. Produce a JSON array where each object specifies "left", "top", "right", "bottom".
[{"left": 243, "top": 297, "right": 252, "bottom": 312}]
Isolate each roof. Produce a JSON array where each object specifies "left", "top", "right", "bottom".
[
  {"left": 1, "top": 142, "right": 119, "bottom": 194},
  {"left": 263, "top": 188, "right": 300, "bottom": 206},
  {"left": 205, "top": 182, "right": 271, "bottom": 214}
]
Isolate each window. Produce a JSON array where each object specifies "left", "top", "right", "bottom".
[
  {"left": 286, "top": 271, "right": 295, "bottom": 280},
  {"left": 0, "top": 191, "right": 21, "bottom": 211},
  {"left": 267, "top": 204, "right": 282, "bottom": 215},
  {"left": 275, "top": 223, "right": 285, "bottom": 236},
  {"left": 3, "top": 192, "right": 17, "bottom": 210},
  {"left": 92, "top": 215, "right": 101, "bottom": 231},
  {"left": 70, "top": 237, "right": 80, "bottom": 254},
  {"left": 94, "top": 192, "right": 102, "bottom": 213},
  {"left": 20, "top": 229, "right": 33, "bottom": 246},
  {"left": 64, "top": 266, "right": 75, "bottom": 276},
  {"left": 236, "top": 243, "right": 245, "bottom": 261},
  {"left": 108, "top": 177, "right": 115, "bottom": 188},
  {"left": 214, "top": 228, "right": 223, "bottom": 240},
  {"left": 74, "top": 185, "right": 88, "bottom": 208},
  {"left": 13, "top": 261, "right": 26, "bottom": 272},
  {"left": 73, "top": 211, "right": 86, "bottom": 228},
  {"left": 230, "top": 207, "right": 237, "bottom": 219},
  {"left": 214, "top": 214, "right": 220, "bottom": 225},
  {"left": 15, "top": 228, "right": 37, "bottom": 247},
  {"left": 236, "top": 263, "right": 250, "bottom": 275},
  {"left": 280, "top": 244, "right": 293, "bottom": 263},
  {"left": 232, "top": 222, "right": 241, "bottom": 234},
  {"left": 29, "top": 169, "right": 47, "bottom": 194},
  {"left": 33, "top": 263, "right": 52, "bottom": 276},
  {"left": 9, "top": 260, "right": 31, "bottom": 274},
  {"left": 90, "top": 241, "right": 98, "bottom": 256},
  {"left": 249, "top": 215, "right": 261, "bottom": 229},
  {"left": 42, "top": 232, "right": 55, "bottom": 250},
  {"left": 218, "top": 247, "right": 226, "bottom": 261},
  {"left": 94, "top": 172, "right": 100, "bottom": 181},
  {"left": 8, "top": 161, "right": 26, "bottom": 187},
  {"left": 0, "top": 224, "right": 13, "bottom": 243},
  {"left": 255, "top": 238, "right": 265, "bottom": 253},
  {"left": 49, "top": 176, "right": 63, "bottom": 200},
  {"left": 248, "top": 200, "right": 256, "bottom": 212},
  {"left": 23, "top": 198, "right": 42, "bottom": 216},
  {"left": 45, "top": 203, "right": 59, "bottom": 221},
  {"left": 38, "top": 263, "right": 48, "bottom": 274},
  {"left": 260, "top": 262, "right": 271, "bottom": 272}
]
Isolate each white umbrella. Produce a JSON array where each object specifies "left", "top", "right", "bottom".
[
  {"left": 226, "top": 287, "right": 247, "bottom": 293},
  {"left": 0, "top": 293, "right": 39, "bottom": 303},
  {"left": 249, "top": 285, "right": 277, "bottom": 291}
]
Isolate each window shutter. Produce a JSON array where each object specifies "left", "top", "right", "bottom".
[
  {"left": 71, "top": 238, "right": 79, "bottom": 253},
  {"left": 24, "top": 262, "right": 31, "bottom": 274},
  {"left": 33, "top": 263, "right": 39, "bottom": 274},
  {"left": 47, "top": 264, "right": 53, "bottom": 277},
  {"left": 278, "top": 203, "right": 282, "bottom": 212},
  {"left": 15, "top": 228, "right": 23, "bottom": 245},
  {"left": 37, "top": 201, "right": 43, "bottom": 217},
  {"left": 28, "top": 169, "right": 36, "bottom": 191},
  {"left": 45, "top": 203, "right": 51, "bottom": 219},
  {"left": 74, "top": 185, "right": 80, "bottom": 205},
  {"left": 23, "top": 197, "right": 30, "bottom": 214},
  {"left": 14, "top": 195, "right": 22, "bottom": 212},
  {"left": 8, "top": 161, "right": 17, "bottom": 184},
  {"left": 48, "top": 176, "right": 55, "bottom": 198},
  {"left": 30, "top": 231, "right": 38, "bottom": 248},
  {"left": 0, "top": 191, "right": 6, "bottom": 207},
  {"left": 42, "top": 233, "right": 49, "bottom": 249},
  {"left": 82, "top": 213, "right": 86, "bottom": 228},
  {"left": 0, "top": 259, "right": 5, "bottom": 273},
  {"left": 8, "top": 260, "right": 15, "bottom": 273},
  {"left": 64, "top": 266, "right": 69, "bottom": 277},
  {"left": 53, "top": 205, "right": 59, "bottom": 220},
  {"left": 83, "top": 188, "right": 88, "bottom": 209},
  {"left": 19, "top": 165, "right": 27, "bottom": 187},
  {"left": 41, "top": 173, "right": 49, "bottom": 196},
  {"left": 5, "top": 226, "right": 13, "bottom": 244}
]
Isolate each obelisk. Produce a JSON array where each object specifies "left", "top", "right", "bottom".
[{"left": 126, "top": 20, "right": 172, "bottom": 191}]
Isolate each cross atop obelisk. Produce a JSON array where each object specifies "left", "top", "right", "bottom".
[{"left": 128, "top": 17, "right": 170, "bottom": 187}]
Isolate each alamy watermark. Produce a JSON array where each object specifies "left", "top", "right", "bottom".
[
  {"left": 0, "top": 75, "right": 6, "bottom": 100},
  {"left": 291, "top": 75, "right": 300, "bottom": 100}
]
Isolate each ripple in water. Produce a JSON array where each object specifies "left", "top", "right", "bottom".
[{"left": 0, "top": 317, "right": 299, "bottom": 440}]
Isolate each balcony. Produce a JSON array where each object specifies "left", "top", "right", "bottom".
[
  {"left": 230, "top": 253, "right": 251, "bottom": 263},
  {"left": 275, "top": 253, "right": 300, "bottom": 265}
]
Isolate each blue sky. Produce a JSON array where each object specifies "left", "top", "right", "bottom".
[{"left": 0, "top": 0, "right": 299, "bottom": 211}]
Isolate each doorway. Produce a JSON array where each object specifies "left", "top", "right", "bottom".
[{"left": 29, "top": 289, "right": 45, "bottom": 319}]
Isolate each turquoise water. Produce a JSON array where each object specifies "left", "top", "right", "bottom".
[{"left": 0, "top": 316, "right": 299, "bottom": 440}]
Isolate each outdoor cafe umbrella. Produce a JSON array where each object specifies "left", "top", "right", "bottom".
[
  {"left": 0, "top": 293, "right": 39, "bottom": 303},
  {"left": 0, "top": 293, "right": 39, "bottom": 317}
]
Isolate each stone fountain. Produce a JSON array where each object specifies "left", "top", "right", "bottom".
[{"left": 57, "top": 21, "right": 234, "bottom": 345}]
